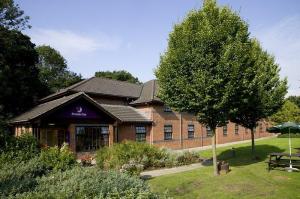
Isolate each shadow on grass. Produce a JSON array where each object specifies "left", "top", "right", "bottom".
[{"left": 202, "top": 144, "right": 284, "bottom": 167}]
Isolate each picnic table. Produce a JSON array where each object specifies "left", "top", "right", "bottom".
[{"left": 267, "top": 152, "right": 300, "bottom": 171}]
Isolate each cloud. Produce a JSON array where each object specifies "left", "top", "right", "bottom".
[
  {"left": 254, "top": 15, "right": 300, "bottom": 96},
  {"left": 28, "top": 28, "right": 122, "bottom": 59}
]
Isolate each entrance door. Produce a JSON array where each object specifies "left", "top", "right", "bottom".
[{"left": 75, "top": 126, "right": 109, "bottom": 152}]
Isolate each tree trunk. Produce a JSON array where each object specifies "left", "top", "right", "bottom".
[
  {"left": 212, "top": 128, "right": 218, "bottom": 176},
  {"left": 251, "top": 128, "right": 255, "bottom": 158}
]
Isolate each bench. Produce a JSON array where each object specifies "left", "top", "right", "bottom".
[{"left": 267, "top": 153, "right": 300, "bottom": 171}]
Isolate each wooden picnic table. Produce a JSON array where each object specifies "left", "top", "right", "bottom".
[{"left": 267, "top": 152, "right": 300, "bottom": 171}]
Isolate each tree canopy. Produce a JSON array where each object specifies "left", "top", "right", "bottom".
[
  {"left": 0, "top": 0, "right": 30, "bottom": 30},
  {"left": 0, "top": 27, "right": 47, "bottom": 128},
  {"left": 95, "top": 70, "right": 141, "bottom": 84},
  {"left": 156, "top": 0, "right": 256, "bottom": 175},
  {"left": 286, "top": 95, "right": 300, "bottom": 108},
  {"left": 36, "top": 45, "right": 82, "bottom": 93},
  {"left": 270, "top": 100, "right": 300, "bottom": 124}
]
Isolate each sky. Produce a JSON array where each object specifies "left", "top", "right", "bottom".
[{"left": 16, "top": 0, "right": 300, "bottom": 96}]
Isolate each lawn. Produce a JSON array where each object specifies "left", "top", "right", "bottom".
[{"left": 148, "top": 137, "right": 300, "bottom": 199}]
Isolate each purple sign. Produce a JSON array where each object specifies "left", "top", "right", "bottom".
[{"left": 56, "top": 102, "right": 102, "bottom": 119}]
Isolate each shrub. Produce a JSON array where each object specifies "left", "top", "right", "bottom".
[
  {"left": 120, "top": 160, "right": 144, "bottom": 176},
  {"left": 39, "top": 143, "right": 76, "bottom": 171},
  {"left": 175, "top": 151, "right": 201, "bottom": 166},
  {"left": 0, "top": 157, "right": 48, "bottom": 197},
  {"left": 96, "top": 141, "right": 168, "bottom": 170},
  {"left": 0, "top": 133, "right": 39, "bottom": 167},
  {"left": 16, "top": 167, "right": 159, "bottom": 199}
]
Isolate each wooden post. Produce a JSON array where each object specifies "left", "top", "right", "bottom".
[{"left": 108, "top": 124, "right": 114, "bottom": 147}]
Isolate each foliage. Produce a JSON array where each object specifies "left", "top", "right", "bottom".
[
  {"left": 0, "top": 133, "right": 39, "bottom": 164},
  {"left": 0, "top": 0, "right": 30, "bottom": 30},
  {"left": 270, "top": 100, "right": 300, "bottom": 124},
  {"left": 96, "top": 141, "right": 168, "bottom": 170},
  {"left": 120, "top": 160, "right": 144, "bottom": 176},
  {"left": 95, "top": 70, "right": 141, "bottom": 84},
  {"left": 0, "top": 27, "right": 48, "bottom": 123},
  {"left": 155, "top": 0, "right": 255, "bottom": 175},
  {"left": 39, "top": 143, "right": 77, "bottom": 171},
  {"left": 228, "top": 39, "right": 287, "bottom": 156},
  {"left": 36, "top": 45, "right": 82, "bottom": 93},
  {"left": 16, "top": 167, "right": 159, "bottom": 199},
  {"left": 96, "top": 141, "right": 201, "bottom": 172},
  {"left": 0, "top": 157, "right": 48, "bottom": 197},
  {"left": 286, "top": 95, "right": 300, "bottom": 108}
]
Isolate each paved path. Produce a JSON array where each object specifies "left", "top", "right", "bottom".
[
  {"left": 140, "top": 163, "right": 204, "bottom": 179},
  {"left": 140, "top": 136, "right": 276, "bottom": 178}
]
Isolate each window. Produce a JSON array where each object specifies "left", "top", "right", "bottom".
[
  {"left": 206, "top": 126, "right": 213, "bottom": 137},
  {"left": 188, "top": 124, "right": 195, "bottom": 139},
  {"left": 164, "top": 125, "right": 172, "bottom": 140},
  {"left": 235, "top": 124, "right": 239, "bottom": 135},
  {"left": 75, "top": 126, "right": 109, "bottom": 152},
  {"left": 223, "top": 125, "right": 228, "bottom": 136},
  {"left": 253, "top": 127, "right": 256, "bottom": 133},
  {"left": 136, "top": 126, "right": 146, "bottom": 142},
  {"left": 164, "top": 106, "right": 172, "bottom": 112}
]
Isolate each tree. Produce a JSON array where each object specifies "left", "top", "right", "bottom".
[
  {"left": 95, "top": 70, "right": 141, "bottom": 84},
  {"left": 36, "top": 45, "right": 82, "bottom": 93},
  {"left": 270, "top": 100, "right": 300, "bottom": 124},
  {"left": 0, "top": 27, "right": 47, "bottom": 130},
  {"left": 229, "top": 40, "right": 287, "bottom": 158},
  {"left": 0, "top": 0, "right": 30, "bottom": 30},
  {"left": 156, "top": 0, "right": 255, "bottom": 175},
  {"left": 286, "top": 96, "right": 300, "bottom": 108}
]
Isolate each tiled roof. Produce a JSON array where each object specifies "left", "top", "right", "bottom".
[
  {"left": 10, "top": 92, "right": 84, "bottom": 123},
  {"left": 100, "top": 104, "right": 152, "bottom": 123},
  {"left": 40, "top": 77, "right": 143, "bottom": 102},
  {"left": 10, "top": 92, "right": 152, "bottom": 124},
  {"left": 130, "top": 79, "right": 162, "bottom": 105}
]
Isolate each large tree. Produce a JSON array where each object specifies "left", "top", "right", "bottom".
[
  {"left": 229, "top": 40, "right": 287, "bottom": 157},
  {"left": 0, "top": 27, "right": 47, "bottom": 130},
  {"left": 36, "top": 45, "right": 82, "bottom": 93},
  {"left": 95, "top": 70, "right": 141, "bottom": 84},
  {"left": 0, "top": 0, "right": 30, "bottom": 30},
  {"left": 286, "top": 96, "right": 300, "bottom": 108},
  {"left": 270, "top": 100, "right": 300, "bottom": 124},
  {"left": 156, "top": 0, "right": 255, "bottom": 175}
]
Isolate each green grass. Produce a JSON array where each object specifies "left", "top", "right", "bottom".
[{"left": 148, "top": 138, "right": 300, "bottom": 199}]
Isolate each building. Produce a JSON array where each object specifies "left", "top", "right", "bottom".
[{"left": 10, "top": 77, "right": 272, "bottom": 153}]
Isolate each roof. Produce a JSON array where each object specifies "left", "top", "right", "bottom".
[
  {"left": 130, "top": 79, "right": 162, "bottom": 105},
  {"left": 100, "top": 104, "right": 152, "bottom": 123},
  {"left": 40, "top": 77, "right": 143, "bottom": 103},
  {"left": 10, "top": 92, "right": 85, "bottom": 123},
  {"left": 10, "top": 92, "right": 152, "bottom": 124}
]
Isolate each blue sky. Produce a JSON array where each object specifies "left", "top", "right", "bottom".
[{"left": 17, "top": 0, "right": 300, "bottom": 96}]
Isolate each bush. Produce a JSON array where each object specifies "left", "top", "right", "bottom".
[
  {"left": 16, "top": 167, "right": 159, "bottom": 199},
  {"left": 0, "top": 157, "right": 48, "bottom": 197},
  {"left": 96, "top": 141, "right": 168, "bottom": 170},
  {"left": 120, "top": 160, "right": 144, "bottom": 176},
  {"left": 39, "top": 143, "right": 77, "bottom": 171},
  {"left": 0, "top": 133, "right": 39, "bottom": 167},
  {"left": 96, "top": 141, "right": 202, "bottom": 172}
]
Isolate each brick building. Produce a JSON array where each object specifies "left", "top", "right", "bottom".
[{"left": 10, "top": 77, "right": 272, "bottom": 153}]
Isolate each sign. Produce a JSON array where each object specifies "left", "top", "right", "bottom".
[{"left": 56, "top": 102, "right": 102, "bottom": 119}]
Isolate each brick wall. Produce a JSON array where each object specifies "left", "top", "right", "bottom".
[{"left": 135, "top": 105, "right": 273, "bottom": 150}]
